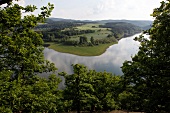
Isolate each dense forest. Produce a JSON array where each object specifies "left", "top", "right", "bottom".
[
  {"left": 0, "top": 0, "right": 170, "bottom": 113},
  {"left": 35, "top": 21, "right": 85, "bottom": 31},
  {"left": 99, "top": 22, "right": 142, "bottom": 39}
]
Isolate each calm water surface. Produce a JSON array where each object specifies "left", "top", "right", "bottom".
[{"left": 44, "top": 33, "right": 142, "bottom": 75}]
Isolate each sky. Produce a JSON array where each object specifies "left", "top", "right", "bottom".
[{"left": 19, "top": 0, "right": 161, "bottom": 20}]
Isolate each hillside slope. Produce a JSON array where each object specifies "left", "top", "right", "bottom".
[{"left": 100, "top": 22, "right": 142, "bottom": 39}]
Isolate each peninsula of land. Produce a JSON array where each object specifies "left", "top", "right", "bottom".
[{"left": 36, "top": 18, "right": 152, "bottom": 56}]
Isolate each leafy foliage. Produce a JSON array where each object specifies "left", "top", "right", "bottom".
[
  {"left": 100, "top": 22, "right": 142, "bottom": 39},
  {"left": 0, "top": 71, "right": 62, "bottom": 112},
  {"left": 0, "top": 1, "right": 64, "bottom": 112},
  {"left": 0, "top": 3, "right": 56, "bottom": 79},
  {"left": 60, "top": 64, "right": 122, "bottom": 112},
  {"left": 122, "top": 0, "right": 170, "bottom": 112}
]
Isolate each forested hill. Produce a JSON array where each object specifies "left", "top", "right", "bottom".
[
  {"left": 47, "top": 18, "right": 153, "bottom": 30},
  {"left": 97, "top": 19, "right": 152, "bottom": 28},
  {"left": 35, "top": 19, "right": 95, "bottom": 30},
  {"left": 100, "top": 22, "right": 142, "bottom": 38}
]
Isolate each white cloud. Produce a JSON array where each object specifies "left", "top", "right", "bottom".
[
  {"left": 93, "top": 0, "right": 115, "bottom": 14},
  {"left": 23, "top": 0, "right": 161, "bottom": 20},
  {"left": 89, "top": 0, "right": 161, "bottom": 20}
]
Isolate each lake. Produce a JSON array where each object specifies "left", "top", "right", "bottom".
[{"left": 44, "top": 33, "right": 142, "bottom": 75}]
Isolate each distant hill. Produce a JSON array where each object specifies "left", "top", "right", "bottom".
[
  {"left": 142, "top": 25, "right": 152, "bottom": 30},
  {"left": 39, "top": 18, "right": 149, "bottom": 40},
  {"left": 49, "top": 18, "right": 75, "bottom": 22},
  {"left": 97, "top": 20, "right": 152, "bottom": 28},
  {"left": 48, "top": 18, "right": 153, "bottom": 30},
  {"left": 100, "top": 22, "right": 142, "bottom": 39}
]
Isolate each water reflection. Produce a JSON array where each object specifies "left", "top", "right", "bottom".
[{"left": 44, "top": 33, "right": 142, "bottom": 75}]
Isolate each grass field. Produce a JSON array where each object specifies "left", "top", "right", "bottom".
[
  {"left": 76, "top": 24, "right": 108, "bottom": 30},
  {"left": 47, "top": 42, "right": 117, "bottom": 56},
  {"left": 70, "top": 24, "right": 114, "bottom": 41}
]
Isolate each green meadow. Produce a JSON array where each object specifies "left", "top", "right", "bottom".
[
  {"left": 70, "top": 24, "right": 113, "bottom": 41},
  {"left": 47, "top": 42, "right": 117, "bottom": 56}
]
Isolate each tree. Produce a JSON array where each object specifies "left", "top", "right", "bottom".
[
  {"left": 90, "top": 36, "right": 94, "bottom": 44},
  {"left": 79, "top": 36, "right": 88, "bottom": 44},
  {"left": 89, "top": 71, "right": 121, "bottom": 111},
  {"left": 107, "top": 34, "right": 112, "bottom": 38},
  {"left": 60, "top": 64, "right": 95, "bottom": 113},
  {"left": 60, "top": 64, "right": 122, "bottom": 112},
  {"left": 122, "top": 0, "right": 170, "bottom": 112},
  {"left": 0, "top": 1, "right": 56, "bottom": 79},
  {"left": 0, "top": 71, "right": 62, "bottom": 112},
  {"left": 0, "top": 1, "right": 63, "bottom": 112}
]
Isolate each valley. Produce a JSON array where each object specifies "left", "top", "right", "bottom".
[{"left": 37, "top": 18, "right": 149, "bottom": 56}]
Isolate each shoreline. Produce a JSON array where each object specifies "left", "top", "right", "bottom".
[
  {"left": 46, "top": 42, "right": 117, "bottom": 56},
  {"left": 44, "top": 33, "right": 141, "bottom": 56}
]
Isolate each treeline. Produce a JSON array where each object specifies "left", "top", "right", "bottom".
[
  {"left": 0, "top": 64, "right": 136, "bottom": 112},
  {"left": 62, "top": 29, "right": 95, "bottom": 36},
  {"left": 40, "top": 28, "right": 95, "bottom": 42},
  {"left": 39, "top": 26, "right": 116, "bottom": 47},
  {"left": 63, "top": 36, "right": 116, "bottom": 46},
  {"left": 35, "top": 21, "right": 84, "bottom": 31},
  {"left": 35, "top": 18, "right": 97, "bottom": 31},
  {"left": 100, "top": 22, "right": 142, "bottom": 39},
  {"left": 59, "top": 64, "right": 131, "bottom": 112}
]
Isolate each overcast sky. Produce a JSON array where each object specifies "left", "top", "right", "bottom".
[{"left": 19, "top": 0, "right": 161, "bottom": 20}]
